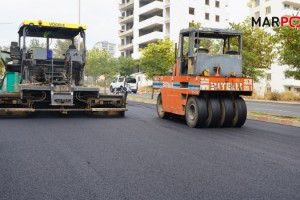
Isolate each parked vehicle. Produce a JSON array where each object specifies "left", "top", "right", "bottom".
[
  {"left": 126, "top": 78, "right": 138, "bottom": 93},
  {"left": 110, "top": 76, "right": 138, "bottom": 93},
  {"left": 110, "top": 76, "right": 125, "bottom": 93}
]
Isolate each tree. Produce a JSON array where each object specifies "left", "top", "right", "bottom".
[
  {"left": 85, "top": 49, "right": 118, "bottom": 93},
  {"left": 53, "top": 39, "right": 72, "bottom": 58},
  {"left": 117, "top": 56, "right": 138, "bottom": 76},
  {"left": 140, "top": 39, "right": 175, "bottom": 79},
  {"left": 229, "top": 18, "right": 276, "bottom": 80},
  {"left": 273, "top": 25, "right": 300, "bottom": 80},
  {"left": 0, "top": 46, "right": 9, "bottom": 76},
  {"left": 189, "top": 20, "right": 201, "bottom": 28},
  {"left": 28, "top": 39, "right": 45, "bottom": 48},
  {"left": 0, "top": 58, "right": 3, "bottom": 76},
  {"left": 53, "top": 38, "right": 83, "bottom": 58}
]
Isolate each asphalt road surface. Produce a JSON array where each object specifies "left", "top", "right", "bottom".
[
  {"left": 129, "top": 93, "right": 300, "bottom": 118},
  {"left": 246, "top": 100, "right": 300, "bottom": 118},
  {"left": 0, "top": 101, "right": 299, "bottom": 200}
]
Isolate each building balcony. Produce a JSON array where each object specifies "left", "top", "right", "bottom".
[
  {"left": 282, "top": 7, "right": 299, "bottom": 16},
  {"left": 282, "top": 78, "right": 300, "bottom": 87},
  {"left": 119, "top": 14, "right": 134, "bottom": 24},
  {"left": 119, "top": 0, "right": 134, "bottom": 11},
  {"left": 138, "top": 1, "right": 163, "bottom": 15},
  {"left": 165, "top": 0, "right": 170, "bottom": 8},
  {"left": 119, "top": 43, "right": 133, "bottom": 51},
  {"left": 119, "top": 28, "right": 134, "bottom": 37},
  {"left": 138, "top": 31, "right": 164, "bottom": 45},
  {"left": 138, "top": 16, "right": 164, "bottom": 30},
  {"left": 283, "top": 0, "right": 300, "bottom": 7}
]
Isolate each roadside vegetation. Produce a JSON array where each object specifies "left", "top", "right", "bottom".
[
  {"left": 246, "top": 90, "right": 300, "bottom": 101},
  {"left": 249, "top": 111, "right": 300, "bottom": 122},
  {"left": 139, "top": 39, "right": 175, "bottom": 79},
  {"left": 229, "top": 18, "right": 276, "bottom": 81},
  {"left": 274, "top": 23, "right": 300, "bottom": 80}
]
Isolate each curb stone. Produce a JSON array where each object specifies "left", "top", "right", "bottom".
[{"left": 247, "top": 115, "right": 300, "bottom": 128}]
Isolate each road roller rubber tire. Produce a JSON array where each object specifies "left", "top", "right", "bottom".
[
  {"left": 157, "top": 93, "right": 170, "bottom": 119},
  {"left": 205, "top": 97, "right": 221, "bottom": 128},
  {"left": 232, "top": 97, "right": 247, "bottom": 127},
  {"left": 185, "top": 97, "right": 208, "bottom": 128},
  {"left": 219, "top": 97, "right": 234, "bottom": 127}
]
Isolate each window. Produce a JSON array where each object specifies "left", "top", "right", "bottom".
[
  {"left": 267, "top": 73, "right": 271, "bottom": 81},
  {"left": 215, "top": 1, "right": 220, "bottom": 8},
  {"left": 294, "top": 7, "right": 299, "bottom": 11},
  {"left": 189, "top": 7, "right": 195, "bottom": 15},
  {"left": 215, "top": 15, "right": 220, "bottom": 22},
  {"left": 126, "top": 78, "right": 136, "bottom": 83},
  {"left": 255, "top": 0, "right": 260, "bottom": 7},
  {"left": 205, "top": 0, "right": 209, "bottom": 6},
  {"left": 284, "top": 4, "right": 290, "bottom": 9},
  {"left": 265, "top": 6, "right": 271, "bottom": 14},
  {"left": 255, "top": 11, "right": 260, "bottom": 18},
  {"left": 205, "top": 13, "right": 210, "bottom": 20}
]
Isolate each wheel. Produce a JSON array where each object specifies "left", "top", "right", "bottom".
[
  {"left": 185, "top": 97, "right": 207, "bottom": 128},
  {"left": 157, "top": 93, "right": 170, "bottom": 119},
  {"left": 219, "top": 97, "right": 234, "bottom": 127},
  {"left": 110, "top": 86, "right": 114, "bottom": 93},
  {"left": 205, "top": 97, "right": 221, "bottom": 128},
  {"left": 133, "top": 91, "right": 137, "bottom": 94},
  {"left": 120, "top": 86, "right": 125, "bottom": 93},
  {"left": 118, "top": 111, "right": 125, "bottom": 117},
  {"left": 232, "top": 97, "right": 247, "bottom": 127}
]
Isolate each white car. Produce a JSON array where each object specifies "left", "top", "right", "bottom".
[
  {"left": 110, "top": 76, "right": 125, "bottom": 93},
  {"left": 126, "top": 78, "right": 138, "bottom": 93},
  {"left": 110, "top": 77, "right": 138, "bottom": 93}
]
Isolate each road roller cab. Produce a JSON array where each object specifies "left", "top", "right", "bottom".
[{"left": 153, "top": 28, "right": 253, "bottom": 128}]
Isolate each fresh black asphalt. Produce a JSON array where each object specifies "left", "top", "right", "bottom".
[{"left": 0, "top": 101, "right": 299, "bottom": 200}]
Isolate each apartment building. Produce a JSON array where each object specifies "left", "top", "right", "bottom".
[
  {"left": 94, "top": 41, "right": 117, "bottom": 57},
  {"left": 119, "top": 0, "right": 229, "bottom": 59},
  {"left": 248, "top": 0, "right": 300, "bottom": 94}
]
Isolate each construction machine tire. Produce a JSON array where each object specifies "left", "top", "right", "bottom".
[
  {"left": 91, "top": 111, "right": 125, "bottom": 118},
  {"left": 0, "top": 110, "right": 31, "bottom": 118},
  {"left": 219, "top": 97, "right": 234, "bottom": 127},
  {"left": 205, "top": 97, "right": 221, "bottom": 128},
  {"left": 118, "top": 111, "right": 125, "bottom": 117},
  {"left": 232, "top": 97, "right": 247, "bottom": 127},
  {"left": 185, "top": 97, "right": 207, "bottom": 128},
  {"left": 157, "top": 93, "right": 170, "bottom": 119}
]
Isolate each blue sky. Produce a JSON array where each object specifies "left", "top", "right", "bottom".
[{"left": 0, "top": 0, "right": 248, "bottom": 49}]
